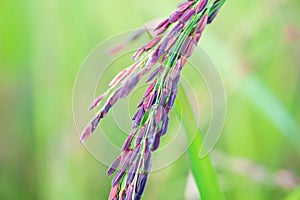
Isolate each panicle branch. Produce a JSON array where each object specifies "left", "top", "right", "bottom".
[{"left": 80, "top": 0, "right": 226, "bottom": 199}]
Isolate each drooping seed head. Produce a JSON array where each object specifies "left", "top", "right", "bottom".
[{"left": 82, "top": 1, "right": 226, "bottom": 199}]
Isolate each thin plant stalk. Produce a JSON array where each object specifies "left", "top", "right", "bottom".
[{"left": 175, "top": 84, "right": 223, "bottom": 200}]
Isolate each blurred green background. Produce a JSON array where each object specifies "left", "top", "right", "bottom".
[{"left": 1, "top": 0, "right": 300, "bottom": 199}]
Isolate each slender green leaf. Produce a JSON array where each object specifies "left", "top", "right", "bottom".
[
  {"left": 242, "top": 76, "right": 300, "bottom": 154},
  {"left": 175, "top": 84, "right": 223, "bottom": 200}
]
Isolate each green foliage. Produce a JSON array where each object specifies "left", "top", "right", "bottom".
[
  {"left": 0, "top": 0, "right": 299, "bottom": 200},
  {"left": 284, "top": 186, "right": 300, "bottom": 200},
  {"left": 176, "top": 84, "right": 223, "bottom": 200}
]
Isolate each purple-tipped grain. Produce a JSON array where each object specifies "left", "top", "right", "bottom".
[
  {"left": 179, "top": 8, "right": 195, "bottom": 23},
  {"left": 125, "top": 185, "right": 134, "bottom": 200},
  {"left": 177, "top": 1, "right": 194, "bottom": 12},
  {"left": 136, "top": 174, "right": 148, "bottom": 196},
  {"left": 132, "top": 107, "right": 145, "bottom": 121},
  {"left": 157, "top": 38, "right": 169, "bottom": 58},
  {"left": 119, "top": 151, "right": 132, "bottom": 173},
  {"left": 102, "top": 103, "right": 111, "bottom": 118},
  {"left": 186, "top": 41, "right": 196, "bottom": 58},
  {"left": 143, "top": 80, "right": 156, "bottom": 99},
  {"left": 154, "top": 18, "right": 168, "bottom": 31},
  {"left": 159, "top": 90, "right": 167, "bottom": 105},
  {"left": 161, "top": 116, "right": 169, "bottom": 136},
  {"left": 143, "top": 92, "right": 154, "bottom": 111},
  {"left": 91, "top": 114, "right": 101, "bottom": 131},
  {"left": 126, "top": 158, "right": 140, "bottom": 184},
  {"left": 208, "top": 10, "right": 219, "bottom": 24},
  {"left": 155, "top": 106, "right": 162, "bottom": 124},
  {"left": 107, "top": 156, "right": 121, "bottom": 176},
  {"left": 196, "top": 14, "right": 208, "bottom": 33},
  {"left": 89, "top": 93, "right": 106, "bottom": 110},
  {"left": 109, "top": 184, "right": 119, "bottom": 200},
  {"left": 79, "top": 124, "right": 92, "bottom": 143},
  {"left": 112, "top": 171, "right": 125, "bottom": 187},
  {"left": 151, "top": 133, "right": 161, "bottom": 151},
  {"left": 146, "top": 66, "right": 162, "bottom": 83},
  {"left": 128, "top": 145, "right": 140, "bottom": 164},
  {"left": 119, "top": 74, "right": 141, "bottom": 98},
  {"left": 122, "top": 134, "right": 134, "bottom": 151},
  {"left": 109, "top": 69, "right": 128, "bottom": 87},
  {"left": 169, "top": 11, "right": 183, "bottom": 23},
  {"left": 167, "top": 91, "right": 177, "bottom": 108},
  {"left": 135, "top": 126, "right": 146, "bottom": 146},
  {"left": 196, "top": 0, "right": 208, "bottom": 13},
  {"left": 155, "top": 21, "right": 171, "bottom": 35},
  {"left": 143, "top": 152, "right": 152, "bottom": 172},
  {"left": 133, "top": 108, "right": 145, "bottom": 128},
  {"left": 144, "top": 37, "right": 161, "bottom": 51},
  {"left": 181, "top": 36, "right": 193, "bottom": 56},
  {"left": 132, "top": 47, "right": 145, "bottom": 61}
]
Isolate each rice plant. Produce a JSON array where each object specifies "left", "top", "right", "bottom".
[{"left": 80, "top": 0, "right": 226, "bottom": 199}]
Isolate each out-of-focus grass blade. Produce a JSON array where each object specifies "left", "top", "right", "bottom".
[
  {"left": 144, "top": 26, "right": 154, "bottom": 40},
  {"left": 202, "top": 32, "right": 300, "bottom": 155},
  {"left": 284, "top": 186, "right": 300, "bottom": 200},
  {"left": 174, "top": 84, "right": 223, "bottom": 200},
  {"left": 242, "top": 76, "right": 300, "bottom": 154}
]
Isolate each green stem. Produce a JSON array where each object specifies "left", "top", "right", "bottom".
[{"left": 175, "top": 84, "right": 223, "bottom": 200}]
